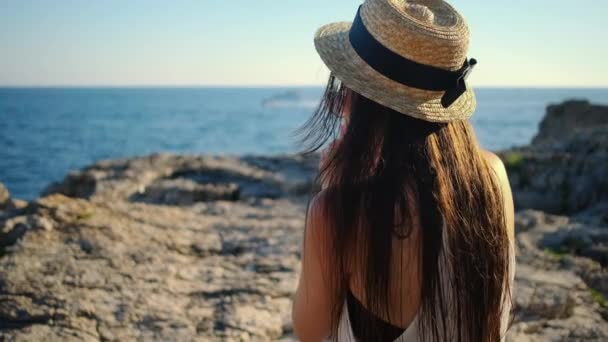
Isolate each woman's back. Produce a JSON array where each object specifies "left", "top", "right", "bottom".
[
  {"left": 337, "top": 151, "right": 514, "bottom": 341},
  {"left": 346, "top": 150, "right": 514, "bottom": 330},
  {"left": 347, "top": 190, "right": 423, "bottom": 333}
]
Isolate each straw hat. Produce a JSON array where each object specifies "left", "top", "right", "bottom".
[{"left": 314, "top": 0, "right": 476, "bottom": 123}]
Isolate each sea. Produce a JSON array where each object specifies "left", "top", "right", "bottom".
[{"left": 1, "top": 87, "right": 607, "bottom": 200}]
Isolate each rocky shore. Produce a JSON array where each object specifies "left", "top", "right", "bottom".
[{"left": 1, "top": 100, "right": 607, "bottom": 341}]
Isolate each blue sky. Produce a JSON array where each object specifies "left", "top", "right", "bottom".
[{"left": 1, "top": 0, "right": 606, "bottom": 87}]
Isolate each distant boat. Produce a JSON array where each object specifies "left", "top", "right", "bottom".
[{"left": 262, "top": 90, "right": 302, "bottom": 108}]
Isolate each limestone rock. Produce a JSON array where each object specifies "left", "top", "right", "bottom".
[
  {"left": 43, "top": 153, "right": 320, "bottom": 205},
  {"left": 533, "top": 100, "right": 608, "bottom": 146},
  {"left": 499, "top": 101, "right": 608, "bottom": 214},
  {"left": 0, "top": 194, "right": 306, "bottom": 341}
]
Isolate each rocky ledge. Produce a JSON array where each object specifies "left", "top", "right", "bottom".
[
  {"left": 499, "top": 100, "right": 608, "bottom": 214},
  {"left": 1, "top": 100, "right": 607, "bottom": 341}
]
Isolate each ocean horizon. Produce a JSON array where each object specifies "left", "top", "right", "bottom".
[{"left": 2, "top": 86, "right": 608, "bottom": 200}]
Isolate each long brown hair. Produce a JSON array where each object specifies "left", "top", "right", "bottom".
[{"left": 298, "top": 76, "right": 512, "bottom": 341}]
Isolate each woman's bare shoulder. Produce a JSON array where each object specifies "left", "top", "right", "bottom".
[
  {"left": 481, "top": 149, "right": 515, "bottom": 241},
  {"left": 305, "top": 190, "right": 333, "bottom": 244},
  {"left": 481, "top": 150, "right": 508, "bottom": 182}
]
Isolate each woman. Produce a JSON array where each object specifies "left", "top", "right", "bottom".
[{"left": 292, "top": 1, "right": 515, "bottom": 341}]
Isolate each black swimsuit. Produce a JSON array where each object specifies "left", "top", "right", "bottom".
[{"left": 346, "top": 290, "right": 406, "bottom": 341}]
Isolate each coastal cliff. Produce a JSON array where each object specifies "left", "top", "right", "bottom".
[
  {"left": 1, "top": 100, "right": 607, "bottom": 341},
  {"left": 500, "top": 100, "right": 608, "bottom": 215}
]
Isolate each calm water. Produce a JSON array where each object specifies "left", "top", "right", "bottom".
[{"left": 1, "top": 87, "right": 607, "bottom": 200}]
